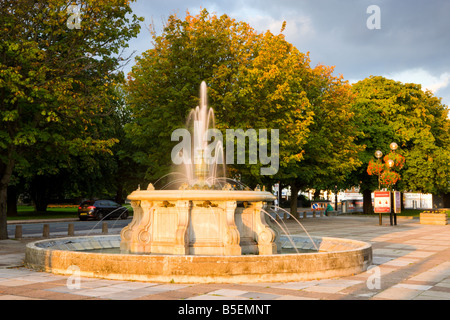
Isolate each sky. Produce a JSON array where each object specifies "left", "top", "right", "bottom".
[{"left": 122, "top": 0, "right": 450, "bottom": 107}]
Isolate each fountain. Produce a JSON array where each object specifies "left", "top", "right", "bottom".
[
  {"left": 24, "top": 82, "right": 372, "bottom": 283},
  {"left": 120, "top": 82, "right": 277, "bottom": 256}
]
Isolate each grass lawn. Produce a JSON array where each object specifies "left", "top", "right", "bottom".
[
  {"left": 7, "top": 204, "right": 133, "bottom": 221},
  {"left": 394, "top": 209, "right": 449, "bottom": 217},
  {"left": 397, "top": 209, "right": 424, "bottom": 217}
]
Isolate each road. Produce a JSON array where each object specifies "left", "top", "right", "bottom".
[{"left": 7, "top": 219, "right": 131, "bottom": 238}]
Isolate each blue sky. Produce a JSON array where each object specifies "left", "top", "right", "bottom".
[{"left": 122, "top": 0, "right": 450, "bottom": 107}]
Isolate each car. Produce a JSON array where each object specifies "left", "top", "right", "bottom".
[{"left": 78, "top": 200, "right": 129, "bottom": 221}]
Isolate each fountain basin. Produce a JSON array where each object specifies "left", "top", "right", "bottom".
[{"left": 24, "top": 235, "right": 372, "bottom": 283}]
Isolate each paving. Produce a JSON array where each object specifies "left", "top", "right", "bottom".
[{"left": 1, "top": 215, "right": 449, "bottom": 300}]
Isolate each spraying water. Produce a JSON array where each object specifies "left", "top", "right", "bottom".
[
  {"left": 181, "top": 81, "right": 226, "bottom": 187},
  {"left": 269, "top": 205, "right": 319, "bottom": 251},
  {"left": 86, "top": 206, "right": 129, "bottom": 237},
  {"left": 260, "top": 208, "right": 300, "bottom": 254}
]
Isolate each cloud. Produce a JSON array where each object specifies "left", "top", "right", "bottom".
[
  {"left": 225, "top": 6, "right": 315, "bottom": 39},
  {"left": 384, "top": 68, "right": 450, "bottom": 94},
  {"left": 123, "top": 0, "right": 450, "bottom": 106}
]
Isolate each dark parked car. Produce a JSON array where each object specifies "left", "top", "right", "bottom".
[{"left": 78, "top": 200, "right": 129, "bottom": 221}]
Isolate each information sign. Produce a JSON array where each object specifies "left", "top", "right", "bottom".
[
  {"left": 374, "top": 191, "right": 391, "bottom": 213},
  {"left": 393, "top": 191, "right": 401, "bottom": 214}
]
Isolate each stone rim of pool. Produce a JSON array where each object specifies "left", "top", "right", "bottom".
[{"left": 24, "top": 234, "right": 372, "bottom": 284}]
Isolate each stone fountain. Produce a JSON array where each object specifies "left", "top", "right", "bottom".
[
  {"left": 120, "top": 82, "right": 277, "bottom": 256},
  {"left": 120, "top": 185, "right": 278, "bottom": 256},
  {"left": 24, "top": 82, "right": 372, "bottom": 283}
]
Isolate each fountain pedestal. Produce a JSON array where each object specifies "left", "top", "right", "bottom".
[{"left": 120, "top": 189, "right": 277, "bottom": 256}]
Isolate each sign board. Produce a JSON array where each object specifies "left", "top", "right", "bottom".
[
  {"left": 374, "top": 191, "right": 391, "bottom": 213},
  {"left": 393, "top": 191, "right": 401, "bottom": 214},
  {"left": 342, "top": 192, "right": 363, "bottom": 200},
  {"left": 403, "top": 193, "right": 433, "bottom": 209},
  {"left": 311, "top": 202, "right": 328, "bottom": 210}
]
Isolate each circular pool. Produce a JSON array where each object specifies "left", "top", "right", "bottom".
[{"left": 25, "top": 235, "right": 372, "bottom": 283}]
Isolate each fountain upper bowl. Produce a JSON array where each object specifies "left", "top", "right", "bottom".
[{"left": 127, "top": 189, "right": 276, "bottom": 202}]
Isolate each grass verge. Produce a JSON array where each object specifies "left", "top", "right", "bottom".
[{"left": 7, "top": 204, "right": 133, "bottom": 221}]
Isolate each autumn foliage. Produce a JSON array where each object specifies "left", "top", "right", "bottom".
[
  {"left": 367, "top": 152, "right": 405, "bottom": 188},
  {"left": 126, "top": 9, "right": 362, "bottom": 196},
  {"left": 367, "top": 159, "right": 385, "bottom": 176}
]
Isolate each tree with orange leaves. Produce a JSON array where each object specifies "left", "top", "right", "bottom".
[{"left": 126, "top": 9, "right": 362, "bottom": 218}]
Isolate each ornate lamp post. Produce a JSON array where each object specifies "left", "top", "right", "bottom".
[
  {"left": 385, "top": 142, "right": 401, "bottom": 225},
  {"left": 390, "top": 142, "right": 398, "bottom": 152},
  {"left": 387, "top": 159, "right": 394, "bottom": 169},
  {"left": 368, "top": 150, "right": 385, "bottom": 225},
  {"left": 374, "top": 150, "right": 383, "bottom": 190},
  {"left": 368, "top": 142, "right": 405, "bottom": 226}
]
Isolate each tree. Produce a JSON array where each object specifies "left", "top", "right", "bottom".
[
  {"left": 125, "top": 9, "right": 265, "bottom": 184},
  {"left": 210, "top": 29, "right": 315, "bottom": 188},
  {"left": 107, "top": 84, "right": 148, "bottom": 203},
  {"left": 126, "top": 10, "right": 321, "bottom": 194},
  {"left": 350, "top": 76, "right": 450, "bottom": 214},
  {"left": 125, "top": 10, "right": 364, "bottom": 219},
  {"left": 211, "top": 32, "right": 362, "bottom": 216},
  {"left": 283, "top": 64, "right": 362, "bottom": 215},
  {"left": 0, "top": 0, "right": 142, "bottom": 239}
]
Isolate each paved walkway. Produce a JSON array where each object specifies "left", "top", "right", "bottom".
[{"left": 1, "top": 216, "right": 449, "bottom": 300}]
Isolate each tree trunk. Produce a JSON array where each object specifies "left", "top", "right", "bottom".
[
  {"left": 278, "top": 182, "right": 282, "bottom": 210},
  {"left": 0, "top": 186, "right": 8, "bottom": 240},
  {"left": 290, "top": 183, "right": 299, "bottom": 219},
  {"left": 444, "top": 193, "right": 450, "bottom": 208},
  {"left": 115, "top": 183, "right": 124, "bottom": 205},
  {"left": 34, "top": 198, "right": 48, "bottom": 212},
  {"left": 400, "top": 192, "right": 405, "bottom": 211},
  {"left": 313, "top": 189, "right": 320, "bottom": 200},
  {"left": 7, "top": 185, "right": 18, "bottom": 217},
  {"left": 363, "top": 189, "right": 373, "bottom": 214},
  {"left": 0, "top": 150, "right": 15, "bottom": 240},
  {"left": 30, "top": 176, "right": 49, "bottom": 213}
]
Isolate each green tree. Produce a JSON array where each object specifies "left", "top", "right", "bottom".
[
  {"left": 350, "top": 76, "right": 450, "bottom": 214},
  {"left": 125, "top": 10, "right": 363, "bottom": 219},
  {"left": 11, "top": 86, "right": 123, "bottom": 212},
  {"left": 210, "top": 29, "right": 315, "bottom": 188},
  {"left": 210, "top": 32, "right": 362, "bottom": 216},
  {"left": 126, "top": 10, "right": 316, "bottom": 185},
  {"left": 284, "top": 64, "right": 362, "bottom": 215},
  {"left": 0, "top": 0, "right": 142, "bottom": 239},
  {"left": 107, "top": 85, "right": 147, "bottom": 203},
  {"left": 125, "top": 10, "right": 264, "bottom": 183}
]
